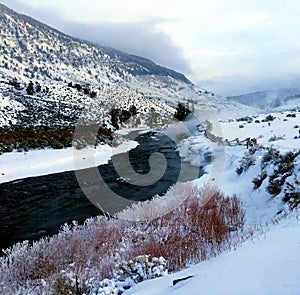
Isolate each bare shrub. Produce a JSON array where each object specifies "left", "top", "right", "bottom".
[
  {"left": 0, "top": 185, "right": 244, "bottom": 293},
  {"left": 1, "top": 217, "right": 125, "bottom": 293},
  {"left": 236, "top": 151, "right": 256, "bottom": 175},
  {"left": 126, "top": 186, "right": 244, "bottom": 272}
]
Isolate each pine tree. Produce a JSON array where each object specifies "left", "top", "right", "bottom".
[{"left": 26, "top": 80, "right": 34, "bottom": 95}]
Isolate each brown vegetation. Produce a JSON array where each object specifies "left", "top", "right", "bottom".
[
  {"left": 0, "top": 185, "right": 244, "bottom": 294},
  {"left": 0, "top": 124, "right": 113, "bottom": 154}
]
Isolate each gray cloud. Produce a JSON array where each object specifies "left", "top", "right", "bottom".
[
  {"left": 1, "top": 0, "right": 192, "bottom": 74},
  {"left": 61, "top": 19, "right": 192, "bottom": 74}
]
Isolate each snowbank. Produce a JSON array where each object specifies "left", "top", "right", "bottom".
[
  {"left": 0, "top": 140, "right": 138, "bottom": 184},
  {"left": 125, "top": 218, "right": 300, "bottom": 295}
]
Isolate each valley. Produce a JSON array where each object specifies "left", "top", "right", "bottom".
[{"left": 0, "top": 3, "right": 299, "bottom": 295}]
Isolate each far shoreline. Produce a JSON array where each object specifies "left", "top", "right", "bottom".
[{"left": 0, "top": 138, "right": 139, "bottom": 184}]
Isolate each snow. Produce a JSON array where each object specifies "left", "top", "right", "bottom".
[
  {"left": 125, "top": 218, "right": 300, "bottom": 295},
  {"left": 0, "top": 140, "right": 138, "bottom": 184},
  {"left": 180, "top": 110, "right": 300, "bottom": 224},
  {"left": 216, "top": 111, "right": 300, "bottom": 152},
  {"left": 1, "top": 5, "right": 299, "bottom": 293},
  {"left": 0, "top": 91, "right": 25, "bottom": 125},
  {"left": 0, "top": 98, "right": 299, "bottom": 295},
  {"left": 125, "top": 108, "right": 300, "bottom": 295}
]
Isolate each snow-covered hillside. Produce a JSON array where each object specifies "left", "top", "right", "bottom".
[
  {"left": 126, "top": 109, "right": 300, "bottom": 295},
  {"left": 126, "top": 219, "right": 300, "bottom": 295},
  {"left": 0, "top": 3, "right": 252, "bottom": 139},
  {"left": 181, "top": 110, "right": 300, "bottom": 218},
  {"left": 1, "top": 3, "right": 300, "bottom": 295},
  {"left": 0, "top": 3, "right": 189, "bottom": 85},
  {"left": 1, "top": 106, "right": 299, "bottom": 294},
  {"left": 227, "top": 88, "right": 300, "bottom": 111}
]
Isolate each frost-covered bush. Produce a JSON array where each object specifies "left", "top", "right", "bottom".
[
  {"left": 116, "top": 182, "right": 195, "bottom": 221},
  {"left": 87, "top": 278, "right": 122, "bottom": 295},
  {"left": 0, "top": 218, "right": 124, "bottom": 294},
  {"left": 267, "top": 151, "right": 300, "bottom": 196},
  {"left": 253, "top": 169, "right": 267, "bottom": 189},
  {"left": 236, "top": 151, "right": 256, "bottom": 175},
  {"left": 125, "top": 186, "right": 244, "bottom": 272},
  {"left": 114, "top": 255, "right": 167, "bottom": 283},
  {"left": 0, "top": 185, "right": 244, "bottom": 293},
  {"left": 87, "top": 255, "right": 167, "bottom": 295}
]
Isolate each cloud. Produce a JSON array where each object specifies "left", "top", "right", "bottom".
[
  {"left": 60, "top": 18, "right": 192, "bottom": 74},
  {"left": 198, "top": 73, "right": 300, "bottom": 97}
]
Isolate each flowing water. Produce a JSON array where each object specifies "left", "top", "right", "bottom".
[{"left": 0, "top": 131, "right": 204, "bottom": 250}]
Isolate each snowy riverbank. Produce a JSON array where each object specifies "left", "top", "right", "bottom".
[
  {"left": 123, "top": 109, "right": 300, "bottom": 295},
  {"left": 0, "top": 139, "right": 138, "bottom": 184}
]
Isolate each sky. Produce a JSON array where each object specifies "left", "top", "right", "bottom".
[{"left": 2, "top": 0, "right": 300, "bottom": 96}]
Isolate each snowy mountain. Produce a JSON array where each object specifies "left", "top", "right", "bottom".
[
  {"left": 227, "top": 88, "right": 300, "bottom": 110},
  {"left": 0, "top": 2, "right": 253, "bottom": 148},
  {"left": 0, "top": 3, "right": 189, "bottom": 85}
]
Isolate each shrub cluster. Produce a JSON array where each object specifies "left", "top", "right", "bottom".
[
  {"left": 236, "top": 116, "right": 253, "bottom": 123},
  {"left": 268, "top": 134, "right": 285, "bottom": 142},
  {"left": 252, "top": 169, "right": 267, "bottom": 189},
  {"left": 67, "top": 82, "right": 97, "bottom": 98},
  {"left": 261, "top": 147, "right": 280, "bottom": 169},
  {"left": 124, "top": 186, "right": 244, "bottom": 272},
  {"left": 262, "top": 114, "right": 276, "bottom": 122},
  {"left": 0, "top": 124, "right": 113, "bottom": 154},
  {"left": 110, "top": 105, "right": 137, "bottom": 130},
  {"left": 252, "top": 147, "right": 300, "bottom": 207},
  {"left": 267, "top": 151, "right": 300, "bottom": 195},
  {"left": 0, "top": 185, "right": 244, "bottom": 294},
  {"left": 236, "top": 150, "right": 256, "bottom": 175},
  {"left": 282, "top": 179, "right": 300, "bottom": 210}
]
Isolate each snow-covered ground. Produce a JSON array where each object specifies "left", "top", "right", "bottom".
[
  {"left": 1, "top": 104, "right": 299, "bottom": 294},
  {"left": 125, "top": 217, "right": 300, "bottom": 295},
  {"left": 0, "top": 139, "right": 138, "bottom": 184},
  {"left": 124, "top": 109, "right": 300, "bottom": 295},
  {"left": 216, "top": 111, "right": 300, "bottom": 152},
  {"left": 187, "top": 110, "right": 300, "bottom": 224}
]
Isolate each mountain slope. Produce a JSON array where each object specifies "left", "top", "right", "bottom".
[
  {"left": 0, "top": 2, "right": 189, "bottom": 85},
  {"left": 0, "top": 2, "right": 253, "bottom": 150},
  {"left": 227, "top": 88, "right": 300, "bottom": 110}
]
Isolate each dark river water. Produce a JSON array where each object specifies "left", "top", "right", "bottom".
[{"left": 0, "top": 131, "right": 204, "bottom": 250}]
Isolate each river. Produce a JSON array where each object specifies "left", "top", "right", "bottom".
[{"left": 0, "top": 131, "right": 204, "bottom": 250}]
